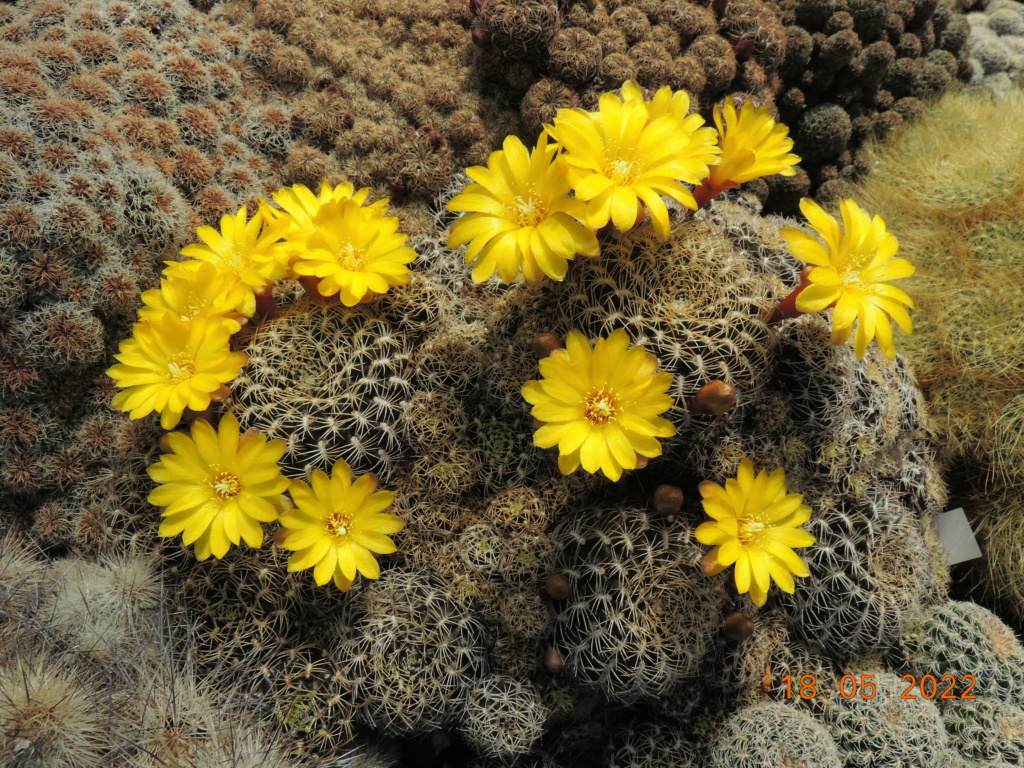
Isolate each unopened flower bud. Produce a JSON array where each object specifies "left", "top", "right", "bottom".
[
  {"left": 544, "top": 572, "right": 571, "bottom": 600},
  {"left": 532, "top": 332, "right": 562, "bottom": 358},
  {"left": 701, "top": 550, "right": 726, "bottom": 577},
  {"left": 544, "top": 647, "right": 564, "bottom": 674},
  {"left": 652, "top": 484, "right": 684, "bottom": 515},
  {"left": 691, "top": 380, "right": 737, "bottom": 415},
  {"left": 733, "top": 38, "right": 755, "bottom": 61},
  {"left": 273, "top": 527, "right": 289, "bottom": 547},
  {"left": 723, "top": 612, "right": 756, "bottom": 641},
  {"left": 470, "top": 0, "right": 484, "bottom": 14},
  {"left": 472, "top": 28, "right": 490, "bottom": 48}
]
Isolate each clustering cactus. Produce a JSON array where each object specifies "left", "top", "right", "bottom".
[{"left": 840, "top": 85, "right": 1024, "bottom": 627}]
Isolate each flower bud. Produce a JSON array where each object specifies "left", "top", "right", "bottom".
[
  {"left": 691, "top": 380, "right": 737, "bottom": 415},
  {"left": 472, "top": 28, "right": 490, "bottom": 48},
  {"left": 532, "top": 332, "right": 563, "bottom": 358},
  {"left": 544, "top": 572, "right": 571, "bottom": 600},
  {"left": 723, "top": 611, "right": 756, "bottom": 641},
  {"left": 733, "top": 38, "right": 755, "bottom": 61},
  {"left": 544, "top": 647, "right": 564, "bottom": 674},
  {"left": 652, "top": 484, "right": 684, "bottom": 515}
]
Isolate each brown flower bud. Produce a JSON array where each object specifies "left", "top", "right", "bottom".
[
  {"left": 544, "top": 572, "right": 572, "bottom": 600},
  {"left": 470, "top": 0, "right": 484, "bottom": 14},
  {"left": 532, "top": 332, "right": 562, "bottom": 358},
  {"left": 691, "top": 380, "right": 737, "bottom": 415},
  {"left": 544, "top": 647, "right": 564, "bottom": 674},
  {"left": 723, "top": 611, "right": 756, "bottom": 641},
  {"left": 472, "top": 28, "right": 490, "bottom": 48},
  {"left": 652, "top": 484, "right": 684, "bottom": 515},
  {"left": 733, "top": 38, "right": 755, "bottom": 61},
  {"left": 273, "top": 526, "right": 289, "bottom": 547},
  {"left": 701, "top": 550, "right": 726, "bottom": 577}
]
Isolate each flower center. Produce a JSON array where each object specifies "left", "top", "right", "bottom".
[
  {"left": 737, "top": 517, "right": 766, "bottom": 545},
  {"left": 583, "top": 387, "right": 620, "bottom": 425},
  {"left": 510, "top": 194, "right": 545, "bottom": 228},
  {"left": 606, "top": 157, "right": 638, "bottom": 184},
  {"left": 325, "top": 510, "right": 353, "bottom": 537},
  {"left": 166, "top": 356, "right": 196, "bottom": 383},
  {"left": 338, "top": 243, "right": 367, "bottom": 271},
  {"left": 210, "top": 471, "right": 241, "bottom": 500}
]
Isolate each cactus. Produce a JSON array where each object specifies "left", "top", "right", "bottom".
[
  {"left": 707, "top": 701, "right": 843, "bottom": 768},
  {"left": 604, "top": 721, "right": 699, "bottom": 768},
  {"left": 899, "top": 600, "right": 1024, "bottom": 703},
  {"left": 227, "top": 299, "right": 414, "bottom": 482},
  {"left": 459, "top": 675, "right": 548, "bottom": 759},
  {"left": 0, "top": 649, "right": 115, "bottom": 768},
  {"left": 818, "top": 670, "right": 953, "bottom": 768},
  {"left": 549, "top": 504, "right": 727, "bottom": 703},
  {"left": 941, "top": 696, "right": 1024, "bottom": 765},
  {"left": 328, "top": 568, "right": 488, "bottom": 737}
]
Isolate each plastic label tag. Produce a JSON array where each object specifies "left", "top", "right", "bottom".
[{"left": 934, "top": 508, "right": 982, "bottom": 565}]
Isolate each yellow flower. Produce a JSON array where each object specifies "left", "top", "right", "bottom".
[
  {"left": 290, "top": 198, "right": 416, "bottom": 307},
  {"left": 620, "top": 80, "right": 692, "bottom": 124},
  {"left": 710, "top": 99, "right": 800, "bottom": 187},
  {"left": 695, "top": 458, "right": 815, "bottom": 607},
  {"left": 175, "top": 205, "right": 291, "bottom": 303},
  {"left": 781, "top": 198, "right": 915, "bottom": 359},
  {"left": 694, "top": 98, "right": 800, "bottom": 207},
  {"left": 278, "top": 460, "right": 405, "bottom": 591},
  {"left": 107, "top": 315, "right": 247, "bottom": 430},
  {"left": 138, "top": 261, "right": 245, "bottom": 332},
  {"left": 521, "top": 329, "right": 676, "bottom": 481},
  {"left": 447, "top": 133, "right": 599, "bottom": 283},
  {"left": 266, "top": 180, "right": 388, "bottom": 238},
  {"left": 148, "top": 413, "right": 289, "bottom": 561},
  {"left": 545, "top": 82, "right": 720, "bottom": 240}
]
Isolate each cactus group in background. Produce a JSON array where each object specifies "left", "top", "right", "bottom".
[
  {"left": 707, "top": 701, "right": 843, "bottom": 768},
  {"left": 471, "top": 0, "right": 972, "bottom": 212},
  {"left": 841, "top": 85, "right": 1024, "bottom": 629}
]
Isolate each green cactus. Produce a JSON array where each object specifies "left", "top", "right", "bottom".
[
  {"left": 941, "top": 696, "right": 1024, "bottom": 764},
  {"left": 899, "top": 600, "right": 1024, "bottom": 703},
  {"left": 707, "top": 701, "right": 843, "bottom": 768}
]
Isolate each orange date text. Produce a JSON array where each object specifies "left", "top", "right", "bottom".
[{"left": 781, "top": 673, "right": 978, "bottom": 700}]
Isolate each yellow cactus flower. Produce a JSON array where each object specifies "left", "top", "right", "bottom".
[
  {"left": 175, "top": 205, "right": 291, "bottom": 303},
  {"left": 138, "top": 261, "right": 245, "bottom": 332},
  {"left": 694, "top": 98, "right": 801, "bottom": 208},
  {"left": 446, "top": 132, "right": 600, "bottom": 283},
  {"left": 263, "top": 180, "right": 390, "bottom": 270},
  {"left": 278, "top": 459, "right": 405, "bottom": 591},
  {"left": 545, "top": 82, "right": 720, "bottom": 240},
  {"left": 620, "top": 80, "right": 692, "bottom": 124},
  {"left": 148, "top": 413, "right": 290, "bottom": 561},
  {"left": 781, "top": 198, "right": 915, "bottom": 359},
  {"left": 521, "top": 329, "right": 676, "bottom": 481},
  {"left": 695, "top": 458, "right": 815, "bottom": 607},
  {"left": 107, "top": 315, "right": 247, "bottom": 430},
  {"left": 290, "top": 198, "right": 416, "bottom": 307}
]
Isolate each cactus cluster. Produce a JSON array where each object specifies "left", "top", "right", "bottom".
[
  {"left": 707, "top": 701, "right": 843, "bottom": 768},
  {"left": 471, "top": 0, "right": 972, "bottom": 211},
  {"left": 2, "top": 0, "right": 1013, "bottom": 763},
  {"left": 474, "top": 0, "right": 788, "bottom": 144},
  {"left": 840, "top": 85, "right": 1024, "bottom": 628},
  {"left": 0, "top": 541, "right": 298, "bottom": 768}
]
